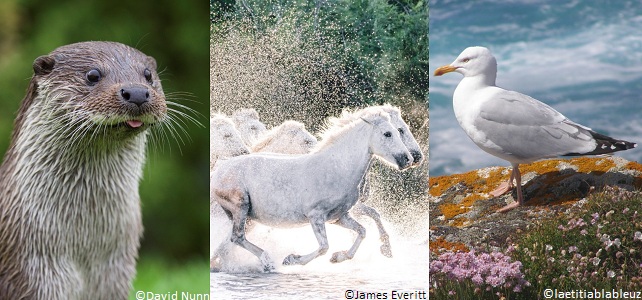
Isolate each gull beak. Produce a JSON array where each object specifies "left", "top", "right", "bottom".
[{"left": 434, "top": 65, "right": 458, "bottom": 76}]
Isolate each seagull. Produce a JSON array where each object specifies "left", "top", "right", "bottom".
[{"left": 434, "top": 46, "right": 637, "bottom": 213}]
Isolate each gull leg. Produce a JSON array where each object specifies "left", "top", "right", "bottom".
[
  {"left": 514, "top": 165, "right": 524, "bottom": 205},
  {"left": 497, "top": 163, "right": 522, "bottom": 213},
  {"left": 489, "top": 166, "right": 516, "bottom": 197}
]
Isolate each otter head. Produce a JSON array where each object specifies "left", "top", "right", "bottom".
[{"left": 14, "top": 41, "right": 167, "bottom": 145}]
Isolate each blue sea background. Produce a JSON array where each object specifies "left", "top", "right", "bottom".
[{"left": 429, "top": 0, "right": 642, "bottom": 176}]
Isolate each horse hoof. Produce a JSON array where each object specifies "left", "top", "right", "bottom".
[
  {"left": 330, "top": 251, "right": 350, "bottom": 263},
  {"left": 282, "top": 254, "right": 301, "bottom": 265},
  {"left": 263, "top": 264, "right": 275, "bottom": 272},
  {"left": 380, "top": 245, "right": 393, "bottom": 258},
  {"left": 260, "top": 252, "right": 275, "bottom": 272}
]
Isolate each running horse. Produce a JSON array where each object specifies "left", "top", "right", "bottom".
[{"left": 211, "top": 108, "right": 413, "bottom": 271}]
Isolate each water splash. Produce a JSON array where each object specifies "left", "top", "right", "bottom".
[{"left": 210, "top": 3, "right": 429, "bottom": 297}]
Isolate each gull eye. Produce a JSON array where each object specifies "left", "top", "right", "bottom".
[
  {"left": 462, "top": 58, "right": 470, "bottom": 63},
  {"left": 384, "top": 131, "right": 392, "bottom": 137}
]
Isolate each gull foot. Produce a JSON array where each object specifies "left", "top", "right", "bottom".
[
  {"left": 490, "top": 181, "right": 512, "bottom": 197},
  {"left": 496, "top": 201, "right": 520, "bottom": 213},
  {"left": 330, "top": 251, "right": 351, "bottom": 263},
  {"left": 282, "top": 254, "right": 301, "bottom": 266}
]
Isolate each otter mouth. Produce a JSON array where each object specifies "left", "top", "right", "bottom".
[
  {"left": 104, "top": 119, "right": 147, "bottom": 130},
  {"left": 125, "top": 120, "right": 144, "bottom": 128}
]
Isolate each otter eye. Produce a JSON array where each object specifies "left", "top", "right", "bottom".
[
  {"left": 144, "top": 68, "right": 153, "bottom": 83},
  {"left": 86, "top": 69, "right": 102, "bottom": 84},
  {"left": 384, "top": 131, "right": 392, "bottom": 137}
]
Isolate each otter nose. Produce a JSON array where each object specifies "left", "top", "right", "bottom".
[{"left": 120, "top": 87, "right": 150, "bottom": 106}]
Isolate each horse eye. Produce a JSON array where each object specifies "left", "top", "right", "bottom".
[
  {"left": 384, "top": 132, "right": 392, "bottom": 137},
  {"left": 144, "top": 68, "right": 153, "bottom": 83},
  {"left": 86, "top": 69, "right": 102, "bottom": 84},
  {"left": 398, "top": 128, "right": 404, "bottom": 135}
]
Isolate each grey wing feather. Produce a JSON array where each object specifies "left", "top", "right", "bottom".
[{"left": 474, "top": 90, "right": 596, "bottom": 160}]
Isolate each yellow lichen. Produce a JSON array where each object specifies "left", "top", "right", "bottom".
[
  {"left": 429, "top": 236, "right": 469, "bottom": 254},
  {"left": 431, "top": 157, "right": 641, "bottom": 213},
  {"left": 440, "top": 203, "right": 469, "bottom": 220}
]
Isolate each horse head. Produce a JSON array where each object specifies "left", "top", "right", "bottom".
[
  {"left": 360, "top": 109, "right": 413, "bottom": 170},
  {"left": 280, "top": 120, "right": 318, "bottom": 153},
  {"left": 380, "top": 104, "right": 424, "bottom": 166},
  {"left": 232, "top": 108, "right": 267, "bottom": 145},
  {"left": 252, "top": 120, "right": 318, "bottom": 154},
  {"left": 211, "top": 114, "right": 250, "bottom": 157}
]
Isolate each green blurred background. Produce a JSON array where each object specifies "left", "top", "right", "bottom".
[{"left": 0, "top": 0, "right": 209, "bottom": 295}]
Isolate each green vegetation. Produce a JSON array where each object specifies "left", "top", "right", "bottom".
[
  {"left": 0, "top": 0, "right": 209, "bottom": 291},
  {"left": 129, "top": 256, "right": 209, "bottom": 299},
  {"left": 210, "top": 0, "right": 428, "bottom": 121},
  {"left": 430, "top": 187, "right": 642, "bottom": 298},
  {"left": 514, "top": 187, "right": 642, "bottom": 297}
]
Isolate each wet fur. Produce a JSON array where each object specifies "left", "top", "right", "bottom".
[{"left": 0, "top": 42, "right": 167, "bottom": 299}]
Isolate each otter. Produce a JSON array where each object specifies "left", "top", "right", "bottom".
[{"left": 0, "top": 42, "right": 167, "bottom": 299}]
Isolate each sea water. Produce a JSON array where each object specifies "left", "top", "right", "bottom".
[{"left": 429, "top": 0, "right": 642, "bottom": 175}]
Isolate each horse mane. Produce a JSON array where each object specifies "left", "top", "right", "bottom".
[
  {"left": 379, "top": 103, "right": 402, "bottom": 117},
  {"left": 327, "top": 104, "right": 401, "bottom": 127},
  {"left": 313, "top": 107, "right": 390, "bottom": 152}
]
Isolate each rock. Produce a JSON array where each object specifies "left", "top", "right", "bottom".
[{"left": 429, "top": 157, "right": 642, "bottom": 252}]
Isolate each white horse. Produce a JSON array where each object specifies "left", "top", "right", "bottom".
[
  {"left": 211, "top": 108, "right": 413, "bottom": 271},
  {"left": 210, "top": 114, "right": 250, "bottom": 170},
  {"left": 251, "top": 120, "right": 317, "bottom": 154},
  {"left": 231, "top": 108, "right": 267, "bottom": 146},
  {"left": 346, "top": 104, "right": 424, "bottom": 257}
]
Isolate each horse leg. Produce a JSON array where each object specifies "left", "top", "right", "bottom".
[
  {"left": 283, "top": 216, "right": 329, "bottom": 266},
  {"left": 218, "top": 189, "right": 275, "bottom": 272},
  {"left": 351, "top": 202, "right": 392, "bottom": 258},
  {"left": 330, "top": 213, "right": 366, "bottom": 263}
]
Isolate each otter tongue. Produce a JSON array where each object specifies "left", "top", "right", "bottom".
[{"left": 126, "top": 120, "right": 144, "bottom": 128}]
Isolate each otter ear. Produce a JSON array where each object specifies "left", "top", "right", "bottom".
[
  {"left": 147, "top": 56, "right": 157, "bottom": 70},
  {"left": 33, "top": 55, "right": 56, "bottom": 75}
]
